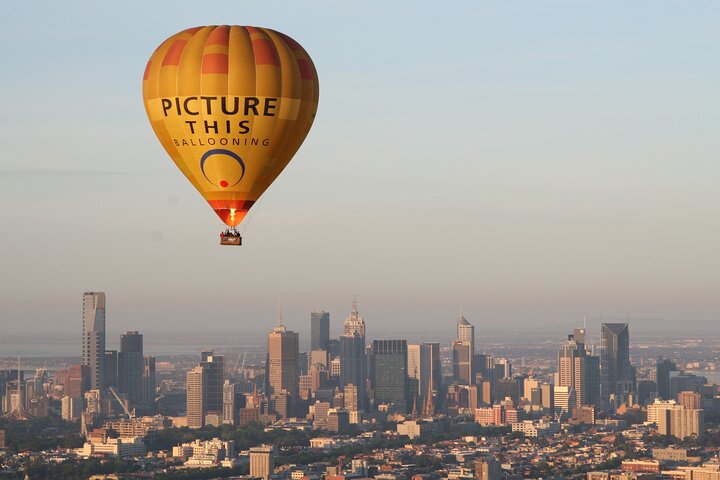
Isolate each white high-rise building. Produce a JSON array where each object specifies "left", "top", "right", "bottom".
[
  {"left": 553, "top": 385, "right": 576, "bottom": 418},
  {"left": 457, "top": 312, "right": 474, "bottom": 354},
  {"left": 82, "top": 292, "right": 106, "bottom": 391}
]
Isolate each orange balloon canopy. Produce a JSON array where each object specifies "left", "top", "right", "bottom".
[{"left": 142, "top": 26, "right": 319, "bottom": 226}]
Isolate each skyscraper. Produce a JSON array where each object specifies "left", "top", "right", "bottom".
[
  {"left": 600, "top": 323, "right": 633, "bottom": 406},
  {"left": 202, "top": 352, "right": 225, "bottom": 415},
  {"left": 339, "top": 332, "right": 366, "bottom": 411},
  {"left": 453, "top": 341, "right": 473, "bottom": 385},
  {"left": 371, "top": 340, "right": 408, "bottom": 411},
  {"left": 104, "top": 350, "right": 118, "bottom": 389},
  {"left": 343, "top": 295, "right": 366, "bottom": 339},
  {"left": 186, "top": 365, "right": 205, "bottom": 428},
  {"left": 407, "top": 344, "right": 422, "bottom": 397},
  {"left": 119, "top": 331, "right": 143, "bottom": 404},
  {"left": 267, "top": 324, "right": 299, "bottom": 398},
  {"left": 454, "top": 312, "right": 474, "bottom": 384},
  {"left": 557, "top": 331, "right": 600, "bottom": 408},
  {"left": 82, "top": 292, "right": 106, "bottom": 391},
  {"left": 311, "top": 311, "right": 330, "bottom": 351},
  {"left": 656, "top": 358, "right": 678, "bottom": 400},
  {"left": 142, "top": 356, "right": 156, "bottom": 404},
  {"left": 457, "top": 312, "right": 475, "bottom": 354},
  {"left": 223, "top": 380, "right": 236, "bottom": 425}
]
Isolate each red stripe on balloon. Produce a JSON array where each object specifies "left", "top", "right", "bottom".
[
  {"left": 162, "top": 39, "right": 187, "bottom": 66},
  {"left": 206, "top": 26, "right": 230, "bottom": 46},
  {"left": 202, "top": 53, "right": 229, "bottom": 74},
  {"left": 252, "top": 39, "right": 280, "bottom": 66}
]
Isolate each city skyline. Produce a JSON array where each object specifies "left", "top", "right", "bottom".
[{"left": 1, "top": 2, "right": 718, "bottom": 478}]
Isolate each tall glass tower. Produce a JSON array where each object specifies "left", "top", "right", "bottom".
[{"left": 82, "top": 292, "right": 106, "bottom": 391}]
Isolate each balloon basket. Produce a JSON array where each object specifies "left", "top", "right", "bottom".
[{"left": 220, "top": 231, "right": 242, "bottom": 246}]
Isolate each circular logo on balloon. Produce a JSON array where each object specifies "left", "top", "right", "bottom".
[{"left": 200, "top": 149, "right": 246, "bottom": 188}]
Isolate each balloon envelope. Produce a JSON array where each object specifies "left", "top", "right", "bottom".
[{"left": 142, "top": 26, "right": 319, "bottom": 226}]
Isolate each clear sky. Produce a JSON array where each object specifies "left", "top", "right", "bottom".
[{"left": 1, "top": 1, "right": 718, "bottom": 337}]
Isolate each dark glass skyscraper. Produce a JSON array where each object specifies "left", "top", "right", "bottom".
[
  {"left": 339, "top": 333, "right": 366, "bottom": 410},
  {"left": 202, "top": 352, "right": 225, "bottom": 414},
  {"left": 656, "top": 357, "right": 678, "bottom": 400},
  {"left": 119, "top": 331, "right": 143, "bottom": 404},
  {"left": 371, "top": 340, "right": 407, "bottom": 411},
  {"left": 600, "top": 323, "right": 632, "bottom": 405},
  {"left": 311, "top": 311, "right": 330, "bottom": 351}
]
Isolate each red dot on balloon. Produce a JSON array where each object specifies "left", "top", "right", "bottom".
[{"left": 220, "top": 180, "right": 229, "bottom": 187}]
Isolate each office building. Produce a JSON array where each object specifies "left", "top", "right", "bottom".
[
  {"left": 311, "top": 310, "right": 330, "bottom": 351},
  {"left": 339, "top": 333, "right": 366, "bottom": 411},
  {"left": 82, "top": 292, "right": 106, "bottom": 391},
  {"left": 678, "top": 391, "right": 702, "bottom": 410},
  {"left": 558, "top": 331, "right": 600, "bottom": 408},
  {"left": 453, "top": 341, "right": 473, "bottom": 385},
  {"left": 670, "top": 408, "right": 704, "bottom": 440},
  {"left": 457, "top": 312, "right": 475, "bottom": 352},
  {"left": 656, "top": 358, "right": 678, "bottom": 400},
  {"left": 371, "top": 340, "right": 408, "bottom": 411},
  {"left": 407, "top": 344, "right": 422, "bottom": 395},
  {"left": 267, "top": 324, "right": 299, "bottom": 397},
  {"left": 344, "top": 384, "right": 359, "bottom": 412},
  {"left": 523, "top": 377, "right": 540, "bottom": 403},
  {"left": 541, "top": 383, "right": 554, "bottom": 411},
  {"left": 343, "top": 295, "right": 366, "bottom": 339},
  {"left": 267, "top": 324, "right": 299, "bottom": 417},
  {"left": 61, "top": 395, "right": 82, "bottom": 421},
  {"left": 142, "top": 356, "right": 156, "bottom": 404},
  {"left": 202, "top": 352, "right": 224, "bottom": 416},
  {"left": 64, "top": 364, "right": 89, "bottom": 399},
  {"left": 186, "top": 365, "right": 205, "bottom": 428},
  {"left": 104, "top": 350, "right": 118, "bottom": 389},
  {"left": 554, "top": 385, "right": 576, "bottom": 419},
  {"left": 185, "top": 350, "right": 225, "bottom": 428},
  {"left": 308, "top": 349, "right": 328, "bottom": 369},
  {"left": 600, "top": 323, "right": 633, "bottom": 405},
  {"left": 119, "top": 331, "right": 143, "bottom": 404},
  {"left": 249, "top": 445, "right": 274, "bottom": 480},
  {"left": 223, "top": 380, "right": 236, "bottom": 425}
]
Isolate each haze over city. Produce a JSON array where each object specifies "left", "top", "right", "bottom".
[{"left": 1, "top": 2, "right": 719, "bottom": 335}]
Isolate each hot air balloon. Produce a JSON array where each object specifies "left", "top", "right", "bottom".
[{"left": 142, "top": 26, "right": 319, "bottom": 245}]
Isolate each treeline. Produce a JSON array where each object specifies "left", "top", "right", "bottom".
[
  {"left": 0, "top": 458, "right": 138, "bottom": 480},
  {"left": 0, "top": 417, "right": 84, "bottom": 453},
  {"left": 151, "top": 465, "right": 248, "bottom": 479},
  {"left": 150, "top": 422, "right": 322, "bottom": 451}
]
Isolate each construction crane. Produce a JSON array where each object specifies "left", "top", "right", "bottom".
[
  {"left": 233, "top": 351, "right": 247, "bottom": 377},
  {"left": 108, "top": 386, "right": 135, "bottom": 419}
]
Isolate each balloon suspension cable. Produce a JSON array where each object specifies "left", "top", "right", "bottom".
[{"left": 238, "top": 196, "right": 265, "bottom": 236}]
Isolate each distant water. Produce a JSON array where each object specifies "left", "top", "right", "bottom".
[{"left": 0, "top": 332, "right": 270, "bottom": 358}]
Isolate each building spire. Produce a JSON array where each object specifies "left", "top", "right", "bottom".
[
  {"left": 4, "top": 356, "right": 32, "bottom": 420},
  {"left": 352, "top": 292, "right": 358, "bottom": 315}
]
